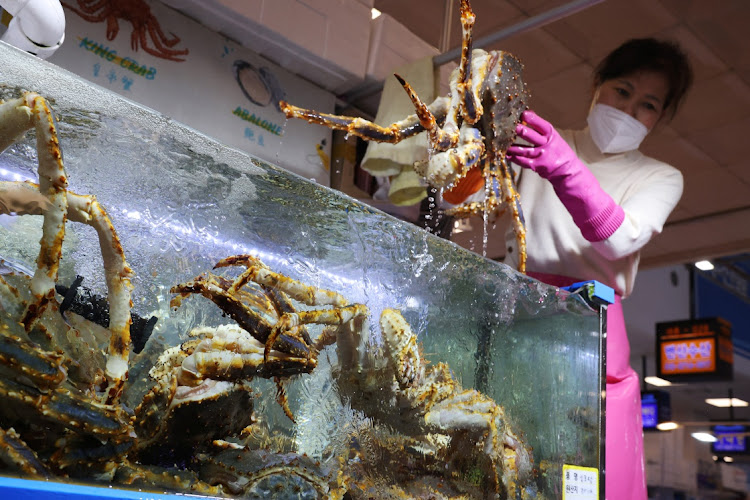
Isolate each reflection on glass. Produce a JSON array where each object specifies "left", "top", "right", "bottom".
[{"left": 0, "top": 44, "right": 602, "bottom": 499}]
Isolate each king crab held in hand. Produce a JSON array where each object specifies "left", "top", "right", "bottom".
[{"left": 280, "top": 0, "right": 529, "bottom": 272}]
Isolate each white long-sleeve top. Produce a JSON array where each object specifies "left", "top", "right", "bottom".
[{"left": 502, "top": 127, "right": 683, "bottom": 298}]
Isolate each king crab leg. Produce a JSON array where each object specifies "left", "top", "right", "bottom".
[
  {"left": 0, "top": 428, "right": 52, "bottom": 479},
  {"left": 397, "top": 76, "right": 485, "bottom": 188},
  {"left": 279, "top": 0, "right": 529, "bottom": 273},
  {"left": 1, "top": 183, "right": 135, "bottom": 403},
  {"left": 495, "top": 157, "right": 527, "bottom": 272},
  {"left": 455, "top": 0, "right": 482, "bottom": 125},
  {"left": 280, "top": 96, "right": 451, "bottom": 144},
  {"left": 215, "top": 254, "right": 349, "bottom": 307},
  {"left": 169, "top": 274, "right": 309, "bottom": 357},
  {"left": 0, "top": 95, "right": 68, "bottom": 329}
]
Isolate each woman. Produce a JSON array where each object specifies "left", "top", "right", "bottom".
[{"left": 503, "top": 38, "right": 693, "bottom": 499}]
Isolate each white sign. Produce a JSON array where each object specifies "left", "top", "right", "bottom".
[
  {"left": 563, "top": 464, "right": 599, "bottom": 500},
  {"left": 48, "top": 0, "right": 334, "bottom": 184},
  {"left": 720, "top": 463, "right": 748, "bottom": 492}
]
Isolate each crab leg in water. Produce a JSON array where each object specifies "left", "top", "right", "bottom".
[{"left": 0, "top": 95, "right": 69, "bottom": 329}]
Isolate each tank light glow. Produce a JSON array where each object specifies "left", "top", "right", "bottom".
[
  {"left": 0, "top": 166, "right": 34, "bottom": 182},
  {"left": 695, "top": 260, "right": 714, "bottom": 271}
]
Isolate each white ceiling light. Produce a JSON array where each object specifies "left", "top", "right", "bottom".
[
  {"left": 723, "top": 456, "right": 734, "bottom": 463},
  {"left": 695, "top": 260, "right": 714, "bottom": 271},
  {"left": 656, "top": 422, "right": 679, "bottom": 431},
  {"left": 371, "top": 8, "right": 381, "bottom": 19},
  {"left": 691, "top": 432, "right": 718, "bottom": 443},
  {"left": 645, "top": 376, "right": 672, "bottom": 387},
  {"left": 705, "top": 398, "right": 749, "bottom": 408}
]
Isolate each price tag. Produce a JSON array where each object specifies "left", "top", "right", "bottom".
[{"left": 562, "top": 464, "right": 599, "bottom": 499}]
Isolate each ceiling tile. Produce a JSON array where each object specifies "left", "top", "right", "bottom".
[
  {"left": 686, "top": 116, "right": 750, "bottom": 168},
  {"left": 677, "top": 167, "right": 750, "bottom": 215},
  {"left": 738, "top": 66, "right": 750, "bottom": 89},
  {"left": 529, "top": 63, "right": 592, "bottom": 130},
  {"left": 647, "top": 209, "right": 750, "bottom": 266},
  {"left": 374, "top": 0, "right": 447, "bottom": 49},
  {"left": 667, "top": 206, "right": 693, "bottom": 221},
  {"left": 542, "top": 0, "right": 678, "bottom": 64},
  {"left": 640, "top": 136, "right": 719, "bottom": 178},
  {"left": 657, "top": 0, "right": 746, "bottom": 22},
  {"left": 492, "top": 27, "right": 582, "bottom": 84},
  {"left": 641, "top": 124, "right": 679, "bottom": 150},
  {"left": 727, "top": 162, "right": 750, "bottom": 185},
  {"left": 670, "top": 1, "right": 750, "bottom": 71},
  {"left": 436, "top": 61, "right": 458, "bottom": 96},
  {"left": 654, "top": 25, "right": 728, "bottom": 82},
  {"left": 669, "top": 72, "right": 750, "bottom": 135}
]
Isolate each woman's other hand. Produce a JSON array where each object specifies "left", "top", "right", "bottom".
[
  {"left": 506, "top": 110, "right": 578, "bottom": 179},
  {"left": 507, "top": 110, "right": 624, "bottom": 243}
]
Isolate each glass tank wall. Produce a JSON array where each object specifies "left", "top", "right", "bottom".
[{"left": 0, "top": 43, "right": 604, "bottom": 499}]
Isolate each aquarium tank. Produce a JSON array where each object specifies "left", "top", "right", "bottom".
[{"left": 0, "top": 42, "right": 604, "bottom": 499}]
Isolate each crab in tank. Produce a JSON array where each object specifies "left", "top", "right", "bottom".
[
  {"left": 0, "top": 91, "right": 231, "bottom": 493},
  {"left": 0, "top": 92, "right": 352, "bottom": 496},
  {"left": 280, "top": 0, "right": 529, "bottom": 272},
  {"left": 168, "top": 253, "right": 370, "bottom": 422},
  {"left": 330, "top": 308, "right": 536, "bottom": 498},
  {"left": 0, "top": 92, "right": 146, "bottom": 479}
]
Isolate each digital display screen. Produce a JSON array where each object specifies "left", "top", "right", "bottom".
[
  {"left": 712, "top": 425, "right": 747, "bottom": 454},
  {"left": 656, "top": 318, "right": 733, "bottom": 382},
  {"left": 641, "top": 391, "right": 671, "bottom": 431},
  {"left": 660, "top": 338, "right": 715, "bottom": 374},
  {"left": 641, "top": 393, "right": 658, "bottom": 429}
]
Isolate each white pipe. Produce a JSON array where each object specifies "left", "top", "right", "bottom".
[
  {"left": 1, "top": 0, "right": 65, "bottom": 58},
  {"left": 434, "top": 0, "right": 607, "bottom": 66},
  {"left": 438, "top": 0, "right": 454, "bottom": 53}
]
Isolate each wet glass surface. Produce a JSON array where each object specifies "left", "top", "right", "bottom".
[{"left": 0, "top": 44, "right": 602, "bottom": 498}]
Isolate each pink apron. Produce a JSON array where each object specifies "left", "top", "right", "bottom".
[{"left": 529, "top": 272, "right": 646, "bottom": 500}]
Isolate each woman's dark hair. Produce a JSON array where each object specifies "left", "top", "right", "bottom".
[{"left": 594, "top": 38, "right": 693, "bottom": 121}]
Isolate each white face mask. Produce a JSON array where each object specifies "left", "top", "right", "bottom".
[{"left": 587, "top": 103, "right": 648, "bottom": 154}]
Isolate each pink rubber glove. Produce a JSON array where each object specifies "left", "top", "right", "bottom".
[{"left": 506, "top": 110, "right": 624, "bottom": 242}]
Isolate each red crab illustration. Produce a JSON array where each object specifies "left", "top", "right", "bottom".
[{"left": 63, "top": 0, "right": 189, "bottom": 62}]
